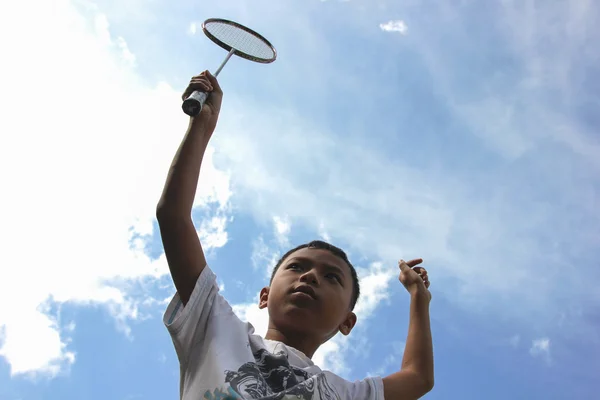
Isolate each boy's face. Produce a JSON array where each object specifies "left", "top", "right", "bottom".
[{"left": 259, "top": 247, "right": 357, "bottom": 343}]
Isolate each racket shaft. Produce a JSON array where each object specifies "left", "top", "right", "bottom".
[{"left": 214, "top": 48, "right": 235, "bottom": 76}]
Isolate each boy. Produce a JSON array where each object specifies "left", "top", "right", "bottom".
[{"left": 157, "top": 71, "right": 434, "bottom": 399}]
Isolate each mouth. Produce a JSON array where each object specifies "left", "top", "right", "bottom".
[{"left": 291, "top": 285, "right": 317, "bottom": 300}]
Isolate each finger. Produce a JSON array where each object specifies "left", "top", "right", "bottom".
[
  {"left": 406, "top": 258, "right": 423, "bottom": 268},
  {"left": 205, "top": 71, "right": 222, "bottom": 92},
  {"left": 191, "top": 75, "right": 211, "bottom": 83},
  {"left": 190, "top": 77, "right": 213, "bottom": 88},
  {"left": 188, "top": 83, "right": 212, "bottom": 94},
  {"left": 190, "top": 76, "right": 211, "bottom": 84},
  {"left": 181, "top": 82, "right": 212, "bottom": 100},
  {"left": 188, "top": 71, "right": 209, "bottom": 82},
  {"left": 189, "top": 81, "right": 212, "bottom": 92},
  {"left": 412, "top": 266, "right": 427, "bottom": 275},
  {"left": 398, "top": 260, "right": 411, "bottom": 272},
  {"left": 424, "top": 280, "right": 430, "bottom": 289}
]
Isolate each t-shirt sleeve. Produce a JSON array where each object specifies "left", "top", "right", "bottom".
[
  {"left": 325, "top": 373, "right": 385, "bottom": 400},
  {"left": 162, "top": 265, "right": 229, "bottom": 367},
  {"left": 351, "top": 376, "right": 385, "bottom": 400}
]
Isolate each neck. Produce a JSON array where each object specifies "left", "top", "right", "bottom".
[{"left": 264, "top": 326, "right": 321, "bottom": 359}]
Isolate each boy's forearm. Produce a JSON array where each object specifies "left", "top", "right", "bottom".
[
  {"left": 382, "top": 290, "right": 434, "bottom": 399},
  {"left": 402, "top": 291, "right": 434, "bottom": 387},
  {"left": 157, "top": 117, "right": 214, "bottom": 216}
]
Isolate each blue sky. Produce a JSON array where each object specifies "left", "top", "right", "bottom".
[{"left": 1, "top": 0, "right": 599, "bottom": 399}]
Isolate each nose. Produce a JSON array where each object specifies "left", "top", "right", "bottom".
[{"left": 299, "top": 269, "right": 319, "bottom": 286}]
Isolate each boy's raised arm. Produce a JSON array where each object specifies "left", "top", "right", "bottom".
[
  {"left": 156, "top": 71, "right": 223, "bottom": 306},
  {"left": 383, "top": 259, "right": 434, "bottom": 400}
]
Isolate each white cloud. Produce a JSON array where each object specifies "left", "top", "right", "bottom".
[
  {"left": 116, "top": 36, "right": 136, "bottom": 66},
  {"left": 64, "top": 322, "right": 76, "bottom": 333},
  {"left": 198, "top": 214, "right": 229, "bottom": 250},
  {"left": 530, "top": 337, "right": 551, "bottom": 364},
  {"left": 313, "top": 337, "right": 348, "bottom": 375},
  {"left": 188, "top": 22, "right": 197, "bottom": 35},
  {"left": 0, "top": 308, "right": 76, "bottom": 378},
  {"left": 251, "top": 236, "right": 269, "bottom": 271},
  {"left": 318, "top": 221, "right": 331, "bottom": 242},
  {"left": 250, "top": 215, "right": 293, "bottom": 278},
  {"left": 232, "top": 303, "right": 269, "bottom": 338},
  {"left": 273, "top": 215, "right": 291, "bottom": 246},
  {"left": 353, "top": 262, "right": 396, "bottom": 317},
  {"left": 367, "top": 341, "right": 405, "bottom": 377},
  {"left": 251, "top": 236, "right": 281, "bottom": 278},
  {"left": 380, "top": 20, "right": 408, "bottom": 35},
  {"left": 530, "top": 337, "right": 550, "bottom": 356},
  {"left": 0, "top": 0, "right": 231, "bottom": 377}
]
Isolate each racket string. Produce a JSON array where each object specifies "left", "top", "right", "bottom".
[{"left": 205, "top": 22, "right": 275, "bottom": 60}]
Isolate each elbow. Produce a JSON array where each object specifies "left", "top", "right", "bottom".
[
  {"left": 407, "top": 376, "right": 433, "bottom": 400},
  {"left": 155, "top": 200, "right": 187, "bottom": 222},
  {"left": 384, "top": 369, "right": 434, "bottom": 400},
  {"left": 410, "top": 370, "right": 435, "bottom": 397},
  {"left": 422, "top": 376, "right": 434, "bottom": 393},
  {"left": 155, "top": 201, "right": 169, "bottom": 221}
]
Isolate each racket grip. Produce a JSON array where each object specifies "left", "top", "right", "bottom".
[{"left": 182, "top": 90, "right": 209, "bottom": 117}]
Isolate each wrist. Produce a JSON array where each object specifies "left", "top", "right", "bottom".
[
  {"left": 187, "top": 121, "right": 215, "bottom": 149},
  {"left": 410, "top": 287, "right": 431, "bottom": 304},
  {"left": 188, "top": 114, "right": 216, "bottom": 135}
]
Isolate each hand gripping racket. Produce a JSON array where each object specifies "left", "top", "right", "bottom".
[{"left": 182, "top": 18, "right": 277, "bottom": 117}]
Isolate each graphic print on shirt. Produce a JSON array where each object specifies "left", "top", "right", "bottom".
[{"left": 224, "top": 349, "right": 341, "bottom": 400}]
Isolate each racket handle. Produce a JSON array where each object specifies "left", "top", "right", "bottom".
[{"left": 182, "top": 91, "right": 209, "bottom": 117}]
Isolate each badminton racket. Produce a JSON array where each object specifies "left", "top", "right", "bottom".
[{"left": 182, "top": 18, "right": 277, "bottom": 117}]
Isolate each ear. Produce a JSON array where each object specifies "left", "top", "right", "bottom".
[
  {"left": 338, "top": 311, "right": 357, "bottom": 336},
  {"left": 258, "top": 287, "right": 270, "bottom": 309}
]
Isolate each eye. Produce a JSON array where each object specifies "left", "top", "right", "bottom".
[
  {"left": 326, "top": 273, "right": 342, "bottom": 284},
  {"left": 287, "top": 263, "right": 302, "bottom": 271}
]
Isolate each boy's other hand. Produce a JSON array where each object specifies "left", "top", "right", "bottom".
[
  {"left": 399, "top": 259, "right": 431, "bottom": 301},
  {"left": 181, "top": 71, "right": 223, "bottom": 124}
]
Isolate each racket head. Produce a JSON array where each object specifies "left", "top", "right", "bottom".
[{"left": 201, "top": 18, "right": 277, "bottom": 64}]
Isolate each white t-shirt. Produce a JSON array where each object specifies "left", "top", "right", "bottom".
[{"left": 163, "top": 265, "right": 385, "bottom": 400}]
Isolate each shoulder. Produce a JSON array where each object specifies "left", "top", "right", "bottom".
[{"left": 163, "top": 265, "right": 219, "bottom": 332}]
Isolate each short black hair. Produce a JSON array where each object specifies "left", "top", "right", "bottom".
[{"left": 270, "top": 240, "right": 360, "bottom": 310}]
